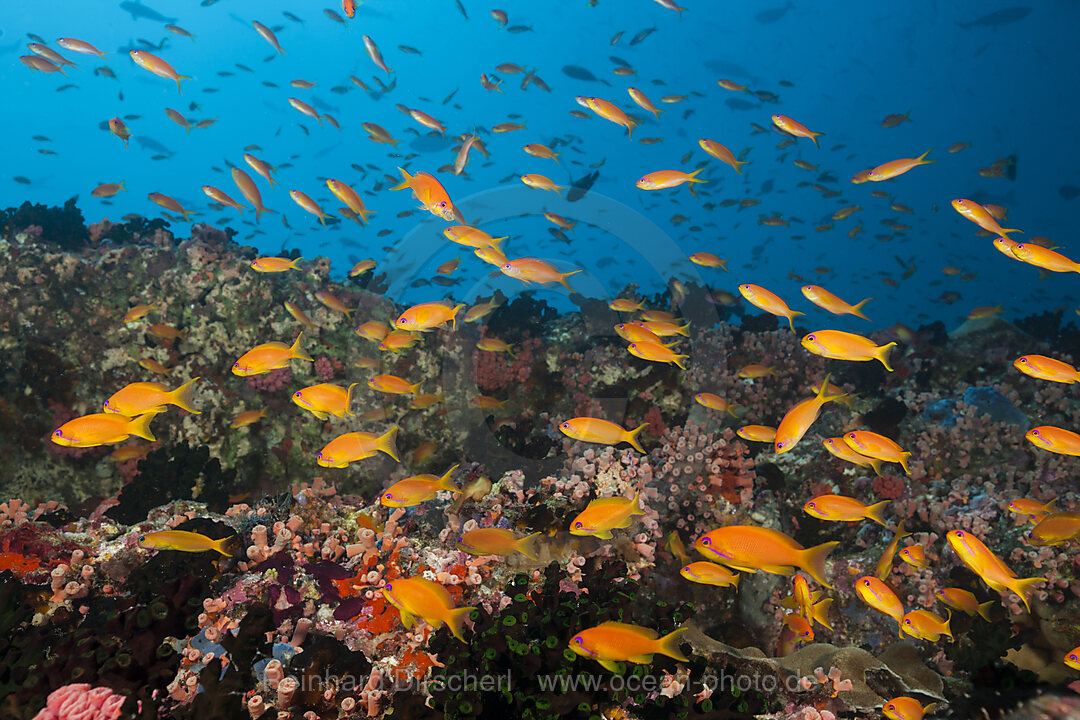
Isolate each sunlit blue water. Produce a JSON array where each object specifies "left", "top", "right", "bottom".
[{"left": 3, "top": 0, "right": 1077, "bottom": 331}]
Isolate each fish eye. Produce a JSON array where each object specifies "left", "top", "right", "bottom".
[
  {"left": 316, "top": 452, "right": 324, "bottom": 459},
  {"left": 861, "top": 579, "right": 870, "bottom": 586},
  {"left": 806, "top": 334, "right": 814, "bottom": 341},
  {"left": 701, "top": 538, "right": 710, "bottom": 546},
  {"left": 52, "top": 430, "right": 61, "bottom": 436},
  {"left": 1019, "top": 358, "right": 1028, "bottom": 363},
  {"left": 904, "top": 619, "right": 912, "bottom": 625},
  {"left": 807, "top": 502, "right": 815, "bottom": 509},
  {"left": 384, "top": 493, "right": 393, "bottom": 500},
  {"left": 955, "top": 531, "right": 964, "bottom": 537},
  {"left": 1032, "top": 429, "right": 1041, "bottom": 436},
  {"left": 574, "top": 522, "right": 582, "bottom": 529},
  {"left": 573, "top": 637, "right": 582, "bottom": 645},
  {"left": 385, "top": 583, "right": 391, "bottom": 591},
  {"left": 138, "top": 535, "right": 145, "bottom": 543}
]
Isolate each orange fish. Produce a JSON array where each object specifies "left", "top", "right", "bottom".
[
  {"left": 698, "top": 139, "right": 747, "bottom": 174},
  {"left": 865, "top": 149, "right": 934, "bottom": 181},
  {"left": 1026, "top": 425, "right": 1080, "bottom": 456},
  {"left": 327, "top": 179, "right": 375, "bottom": 224},
  {"left": 801, "top": 330, "right": 896, "bottom": 371},
  {"left": 882, "top": 697, "right": 938, "bottom": 720},
  {"left": 104, "top": 378, "right": 200, "bottom": 416},
  {"left": 1014, "top": 355, "right": 1080, "bottom": 383},
  {"left": 1028, "top": 512, "right": 1080, "bottom": 546},
  {"left": 627, "top": 87, "right": 662, "bottom": 119},
  {"left": 695, "top": 526, "right": 838, "bottom": 587},
  {"left": 946, "top": 530, "right": 1044, "bottom": 612},
  {"left": 559, "top": 417, "right": 648, "bottom": 453},
  {"left": 856, "top": 576, "right": 904, "bottom": 634},
  {"left": 627, "top": 341, "right": 688, "bottom": 369},
  {"left": 771, "top": 114, "right": 824, "bottom": 148},
  {"left": 443, "top": 225, "right": 505, "bottom": 249},
  {"left": 936, "top": 588, "right": 993, "bottom": 621},
  {"left": 92, "top": 181, "right": 126, "bottom": 198},
  {"left": 694, "top": 393, "right": 739, "bottom": 417},
  {"left": 636, "top": 169, "right": 706, "bottom": 190},
  {"left": 137, "top": 529, "right": 233, "bottom": 555},
  {"left": 803, "top": 495, "right": 889, "bottom": 527},
  {"left": 202, "top": 185, "right": 246, "bottom": 214},
  {"left": 876, "top": 521, "right": 911, "bottom": 580},
  {"left": 251, "top": 256, "right": 302, "bottom": 273},
  {"left": 1011, "top": 244, "right": 1080, "bottom": 274},
  {"left": 521, "top": 174, "right": 565, "bottom": 194},
  {"left": 130, "top": 50, "right": 189, "bottom": 93},
  {"left": 292, "top": 383, "right": 358, "bottom": 420},
  {"left": 898, "top": 544, "right": 929, "bottom": 568},
  {"left": 739, "top": 284, "right": 804, "bottom": 331},
  {"left": 232, "top": 333, "right": 313, "bottom": 376},
  {"left": 381, "top": 465, "right": 460, "bottom": 507},
  {"left": 800, "top": 286, "right": 872, "bottom": 320},
  {"left": 290, "top": 190, "right": 328, "bottom": 225},
  {"left": 774, "top": 377, "right": 845, "bottom": 454},
  {"left": 901, "top": 609, "right": 952, "bottom": 642},
  {"left": 244, "top": 153, "right": 277, "bottom": 187},
  {"left": 457, "top": 528, "right": 539, "bottom": 560},
  {"left": 614, "top": 323, "right": 664, "bottom": 344},
  {"left": 230, "top": 408, "right": 267, "bottom": 428},
  {"left": 501, "top": 258, "right": 581, "bottom": 292},
  {"left": 680, "top": 561, "right": 740, "bottom": 589},
  {"left": 57, "top": 37, "right": 106, "bottom": 58},
  {"left": 578, "top": 96, "right": 637, "bottom": 137},
  {"left": 382, "top": 576, "right": 476, "bottom": 642},
  {"left": 317, "top": 427, "right": 400, "bottom": 467},
  {"left": 52, "top": 412, "right": 157, "bottom": 447},
  {"left": 844, "top": 431, "right": 911, "bottom": 475},
  {"left": 523, "top": 143, "right": 561, "bottom": 162},
  {"left": 391, "top": 168, "right": 462, "bottom": 222},
  {"left": 1007, "top": 497, "right": 1057, "bottom": 521},
  {"left": 148, "top": 192, "right": 193, "bottom": 221},
  {"left": 569, "top": 622, "right": 687, "bottom": 673},
  {"left": 951, "top": 199, "right": 1021, "bottom": 238},
  {"left": 367, "top": 374, "right": 422, "bottom": 395},
  {"left": 569, "top": 491, "right": 644, "bottom": 539},
  {"left": 232, "top": 168, "right": 276, "bottom": 223},
  {"left": 395, "top": 302, "right": 464, "bottom": 331},
  {"left": 737, "top": 425, "right": 776, "bottom": 443},
  {"left": 823, "top": 437, "right": 883, "bottom": 476}
]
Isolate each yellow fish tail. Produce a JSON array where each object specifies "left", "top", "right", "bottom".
[
  {"left": 786, "top": 310, "right": 805, "bottom": 331},
  {"left": 516, "top": 531, "right": 541, "bottom": 561},
  {"left": 444, "top": 605, "right": 477, "bottom": 642},
  {"left": 623, "top": 423, "right": 649, "bottom": 453},
  {"left": 654, "top": 627, "right": 690, "bottom": 662},
  {"left": 799, "top": 540, "right": 840, "bottom": 588},
  {"left": 168, "top": 377, "right": 201, "bottom": 414},
  {"left": 851, "top": 297, "right": 873, "bottom": 321},
  {"left": 673, "top": 353, "right": 689, "bottom": 370},
  {"left": 390, "top": 167, "right": 413, "bottom": 191},
  {"left": 916, "top": 147, "right": 935, "bottom": 164},
  {"left": 877, "top": 342, "right": 897, "bottom": 372},
  {"left": 559, "top": 269, "right": 582, "bottom": 293},
  {"left": 629, "top": 490, "right": 645, "bottom": 517},
  {"left": 212, "top": 535, "right": 236, "bottom": 557},
  {"left": 899, "top": 451, "right": 912, "bottom": 476},
  {"left": 290, "top": 332, "right": 314, "bottom": 362},
  {"left": 451, "top": 303, "right": 465, "bottom": 331},
  {"left": 127, "top": 412, "right": 157, "bottom": 442},
  {"left": 289, "top": 256, "right": 304, "bottom": 270},
  {"left": 345, "top": 383, "right": 360, "bottom": 417},
  {"left": 977, "top": 600, "right": 995, "bottom": 622},
  {"left": 378, "top": 426, "right": 401, "bottom": 463},
  {"left": 1008, "top": 576, "right": 1046, "bottom": 613},
  {"left": 865, "top": 500, "right": 891, "bottom": 528},
  {"left": 686, "top": 168, "right": 707, "bottom": 184},
  {"left": 810, "top": 131, "right": 825, "bottom": 149},
  {"left": 437, "top": 464, "right": 461, "bottom": 493}
]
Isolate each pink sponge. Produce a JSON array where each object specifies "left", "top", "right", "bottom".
[{"left": 34, "top": 684, "right": 126, "bottom": 720}]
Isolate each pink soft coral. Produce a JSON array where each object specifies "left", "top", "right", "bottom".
[{"left": 33, "top": 684, "right": 126, "bottom": 720}]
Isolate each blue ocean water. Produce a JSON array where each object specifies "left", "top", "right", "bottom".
[{"left": 2, "top": 0, "right": 1077, "bottom": 330}]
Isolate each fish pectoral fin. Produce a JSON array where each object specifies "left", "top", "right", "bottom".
[
  {"left": 398, "top": 608, "right": 417, "bottom": 629},
  {"left": 627, "top": 654, "right": 653, "bottom": 664},
  {"left": 313, "top": 410, "right": 329, "bottom": 421},
  {"left": 599, "top": 660, "right": 625, "bottom": 673}
]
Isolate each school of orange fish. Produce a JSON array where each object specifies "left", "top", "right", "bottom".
[{"left": 21, "top": 2, "right": 1080, "bottom": 717}]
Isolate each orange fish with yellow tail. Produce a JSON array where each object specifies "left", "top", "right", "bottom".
[
  {"left": 946, "top": 529, "right": 1045, "bottom": 613},
  {"left": 695, "top": 526, "right": 838, "bottom": 588}
]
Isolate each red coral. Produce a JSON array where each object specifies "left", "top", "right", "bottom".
[
  {"left": 871, "top": 473, "right": 905, "bottom": 500},
  {"left": 246, "top": 368, "right": 292, "bottom": 392}
]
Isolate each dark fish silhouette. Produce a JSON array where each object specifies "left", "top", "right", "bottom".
[
  {"left": 1059, "top": 185, "right": 1079, "bottom": 200},
  {"left": 562, "top": 65, "right": 611, "bottom": 85},
  {"left": 120, "top": 1, "right": 177, "bottom": 23},
  {"left": 567, "top": 171, "right": 599, "bottom": 202},
  {"left": 956, "top": 7, "right": 1031, "bottom": 29},
  {"left": 756, "top": 1, "right": 794, "bottom": 23}
]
